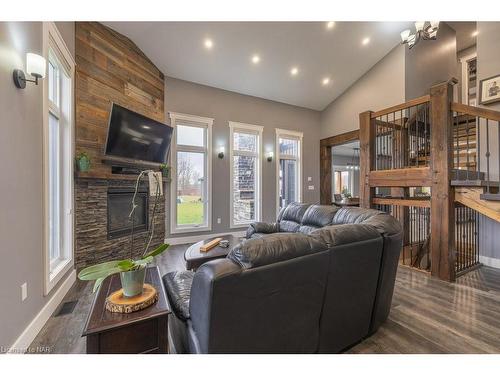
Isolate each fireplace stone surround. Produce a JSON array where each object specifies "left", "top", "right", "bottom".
[{"left": 75, "top": 178, "right": 166, "bottom": 269}]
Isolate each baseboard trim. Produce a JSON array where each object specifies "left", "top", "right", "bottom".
[
  {"left": 166, "top": 231, "right": 246, "bottom": 246},
  {"left": 8, "top": 269, "right": 76, "bottom": 354},
  {"left": 479, "top": 256, "right": 500, "bottom": 269}
]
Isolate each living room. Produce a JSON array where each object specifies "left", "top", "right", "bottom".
[{"left": 1, "top": 0, "right": 500, "bottom": 372}]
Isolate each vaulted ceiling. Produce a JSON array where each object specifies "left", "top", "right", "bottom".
[{"left": 104, "top": 22, "right": 412, "bottom": 110}]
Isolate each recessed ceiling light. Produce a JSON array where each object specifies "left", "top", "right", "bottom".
[
  {"left": 322, "top": 77, "right": 331, "bottom": 86},
  {"left": 204, "top": 38, "right": 213, "bottom": 49},
  {"left": 252, "top": 54, "right": 260, "bottom": 64},
  {"left": 362, "top": 37, "right": 370, "bottom": 46},
  {"left": 472, "top": 30, "right": 479, "bottom": 37},
  {"left": 290, "top": 67, "right": 299, "bottom": 76},
  {"left": 326, "top": 21, "right": 335, "bottom": 29}
]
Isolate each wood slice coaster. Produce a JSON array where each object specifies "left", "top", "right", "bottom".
[{"left": 105, "top": 283, "right": 158, "bottom": 314}]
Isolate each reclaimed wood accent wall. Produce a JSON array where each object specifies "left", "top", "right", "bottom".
[{"left": 75, "top": 22, "right": 165, "bottom": 179}]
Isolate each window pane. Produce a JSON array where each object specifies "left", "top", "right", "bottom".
[
  {"left": 279, "top": 137, "right": 298, "bottom": 157},
  {"left": 233, "top": 131, "right": 257, "bottom": 152},
  {"left": 176, "top": 151, "right": 205, "bottom": 226},
  {"left": 48, "top": 112, "right": 60, "bottom": 264},
  {"left": 279, "top": 159, "right": 297, "bottom": 209},
  {"left": 233, "top": 155, "right": 256, "bottom": 224},
  {"left": 48, "top": 58, "right": 59, "bottom": 106},
  {"left": 176, "top": 125, "right": 205, "bottom": 147}
]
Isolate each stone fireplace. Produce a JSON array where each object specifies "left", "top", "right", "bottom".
[
  {"left": 75, "top": 179, "right": 165, "bottom": 269},
  {"left": 107, "top": 187, "right": 148, "bottom": 240}
]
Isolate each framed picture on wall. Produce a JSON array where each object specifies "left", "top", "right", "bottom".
[{"left": 479, "top": 74, "right": 500, "bottom": 105}]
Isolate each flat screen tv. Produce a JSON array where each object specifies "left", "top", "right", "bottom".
[{"left": 104, "top": 103, "right": 172, "bottom": 165}]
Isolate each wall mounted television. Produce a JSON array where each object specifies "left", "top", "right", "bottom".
[{"left": 104, "top": 103, "right": 173, "bottom": 166}]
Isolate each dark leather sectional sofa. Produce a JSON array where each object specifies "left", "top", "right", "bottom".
[{"left": 163, "top": 203, "right": 402, "bottom": 353}]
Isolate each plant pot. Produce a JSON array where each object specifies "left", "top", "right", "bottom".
[
  {"left": 120, "top": 267, "right": 146, "bottom": 297},
  {"left": 160, "top": 168, "right": 170, "bottom": 178},
  {"left": 77, "top": 157, "right": 91, "bottom": 172}
]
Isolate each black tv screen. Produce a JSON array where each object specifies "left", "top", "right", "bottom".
[{"left": 105, "top": 103, "right": 172, "bottom": 164}]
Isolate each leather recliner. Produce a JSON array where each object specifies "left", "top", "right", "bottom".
[{"left": 163, "top": 206, "right": 402, "bottom": 354}]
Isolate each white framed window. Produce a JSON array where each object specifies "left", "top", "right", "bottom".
[
  {"left": 229, "top": 122, "right": 263, "bottom": 228},
  {"left": 276, "top": 128, "right": 303, "bottom": 215},
  {"left": 43, "top": 22, "right": 75, "bottom": 294},
  {"left": 169, "top": 112, "right": 213, "bottom": 234}
]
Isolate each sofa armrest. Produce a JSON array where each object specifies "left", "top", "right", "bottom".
[
  {"left": 162, "top": 270, "right": 195, "bottom": 321},
  {"left": 246, "top": 222, "right": 279, "bottom": 238}
]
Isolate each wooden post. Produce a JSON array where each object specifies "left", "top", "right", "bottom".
[
  {"left": 359, "top": 111, "right": 375, "bottom": 208},
  {"left": 320, "top": 142, "right": 332, "bottom": 205},
  {"left": 430, "top": 81, "right": 456, "bottom": 282}
]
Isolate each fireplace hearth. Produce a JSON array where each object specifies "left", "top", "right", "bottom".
[{"left": 107, "top": 188, "right": 148, "bottom": 240}]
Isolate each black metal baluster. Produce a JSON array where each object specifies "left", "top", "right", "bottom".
[
  {"left": 456, "top": 113, "right": 460, "bottom": 174},
  {"left": 477, "top": 116, "right": 481, "bottom": 175},
  {"left": 486, "top": 119, "right": 491, "bottom": 193},
  {"left": 466, "top": 114, "right": 470, "bottom": 180}
]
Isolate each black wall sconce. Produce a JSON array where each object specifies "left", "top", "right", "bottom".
[
  {"left": 218, "top": 146, "right": 225, "bottom": 159},
  {"left": 13, "top": 53, "right": 46, "bottom": 89},
  {"left": 266, "top": 151, "right": 273, "bottom": 162}
]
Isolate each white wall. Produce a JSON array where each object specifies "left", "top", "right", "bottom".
[
  {"left": 476, "top": 22, "right": 500, "bottom": 266},
  {"left": 0, "top": 21, "right": 76, "bottom": 350},
  {"left": 319, "top": 45, "right": 405, "bottom": 139}
]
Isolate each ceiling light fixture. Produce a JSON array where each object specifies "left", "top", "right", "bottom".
[
  {"left": 290, "top": 67, "right": 299, "bottom": 76},
  {"left": 322, "top": 77, "right": 330, "bottom": 86},
  {"left": 251, "top": 54, "right": 260, "bottom": 64},
  {"left": 326, "top": 21, "right": 335, "bottom": 29},
  {"left": 362, "top": 37, "right": 371, "bottom": 46},
  {"left": 472, "top": 30, "right": 479, "bottom": 37},
  {"left": 204, "top": 38, "right": 213, "bottom": 49},
  {"left": 400, "top": 21, "right": 440, "bottom": 49}
]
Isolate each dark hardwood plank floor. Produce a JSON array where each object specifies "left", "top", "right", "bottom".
[{"left": 28, "top": 244, "right": 500, "bottom": 354}]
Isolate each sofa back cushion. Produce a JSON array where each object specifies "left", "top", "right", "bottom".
[
  {"left": 331, "top": 207, "right": 383, "bottom": 225},
  {"left": 298, "top": 204, "right": 340, "bottom": 234},
  {"left": 228, "top": 232, "right": 327, "bottom": 269},
  {"left": 278, "top": 202, "right": 310, "bottom": 233}
]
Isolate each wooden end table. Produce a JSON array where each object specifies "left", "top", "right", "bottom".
[
  {"left": 82, "top": 266, "right": 170, "bottom": 354},
  {"left": 184, "top": 234, "right": 241, "bottom": 270}
]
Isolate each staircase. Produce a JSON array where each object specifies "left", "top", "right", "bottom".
[
  {"left": 451, "top": 102, "right": 500, "bottom": 215},
  {"left": 360, "top": 82, "right": 500, "bottom": 282}
]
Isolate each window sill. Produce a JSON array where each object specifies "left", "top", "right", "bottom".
[
  {"left": 170, "top": 225, "right": 212, "bottom": 235},
  {"left": 46, "top": 257, "right": 73, "bottom": 296}
]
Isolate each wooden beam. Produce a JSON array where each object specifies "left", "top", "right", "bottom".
[
  {"left": 371, "top": 95, "right": 430, "bottom": 118},
  {"left": 430, "top": 81, "right": 456, "bottom": 282},
  {"left": 320, "top": 144, "right": 332, "bottom": 205},
  {"left": 359, "top": 111, "right": 375, "bottom": 208},
  {"left": 369, "top": 167, "right": 432, "bottom": 187},
  {"left": 320, "top": 129, "right": 359, "bottom": 147},
  {"left": 319, "top": 130, "right": 360, "bottom": 204},
  {"left": 372, "top": 197, "right": 431, "bottom": 208},
  {"left": 451, "top": 102, "right": 500, "bottom": 122}
]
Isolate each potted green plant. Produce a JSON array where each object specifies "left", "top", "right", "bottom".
[
  {"left": 76, "top": 152, "right": 91, "bottom": 172},
  {"left": 78, "top": 243, "right": 169, "bottom": 296},
  {"left": 78, "top": 170, "right": 168, "bottom": 296},
  {"left": 159, "top": 163, "right": 170, "bottom": 178}
]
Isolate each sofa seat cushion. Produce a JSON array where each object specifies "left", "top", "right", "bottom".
[
  {"left": 228, "top": 232, "right": 327, "bottom": 269},
  {"left": 162, "top": 270, "right": 195, "bottom": 321}
]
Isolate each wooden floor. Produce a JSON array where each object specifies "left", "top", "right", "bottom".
[{"left": 28, "top": 244, "right": 500, "bottom": 354}]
